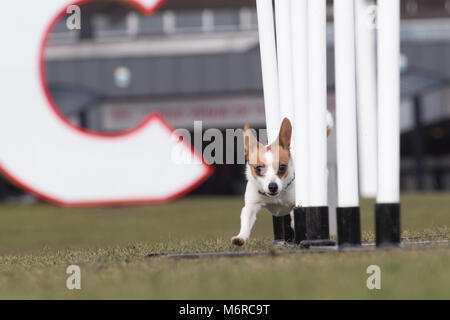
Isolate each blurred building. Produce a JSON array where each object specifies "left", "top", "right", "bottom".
[{"left": 2, "top": 0, "right": 450, "bottom": 200}]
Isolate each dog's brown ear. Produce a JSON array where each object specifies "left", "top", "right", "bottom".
[
  {"left": 278, "top": 118, "right": 292, "bottom": 150},
  {"left": 243, "top": 123, "right": 259, "bottom": 161}
]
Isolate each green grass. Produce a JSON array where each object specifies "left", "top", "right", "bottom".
[{"left": 0, "top": 193, "right": 448, "bottom": 299}]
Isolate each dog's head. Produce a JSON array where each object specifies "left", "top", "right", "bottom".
[{"left": 244, "top": 118, "right": 293, "bottom": 197}]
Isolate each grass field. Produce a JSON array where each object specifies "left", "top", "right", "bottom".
[{"left": 0, "top": 193, "right": 448, "bottom": 299}]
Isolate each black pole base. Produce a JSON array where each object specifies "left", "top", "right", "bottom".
[
  {"left": 272, "top": 215, "right": 294, "bottom": 244},
  {"left": 337, "top": 207, "right": 361, "bottom": 248},
  {"left": 299, "top": 239, "right": 337, "bottom": 248},
  {"left": 293, "top": 207, "right": 307, "bottom": 244},
  {"left": 295, "top": 206, "right": 336, "bottom": 247},
  {"left": 306, "top": 206, "right": 330, "bottom": 240},
  {"left": 375, "top": 203, "right": 401, "bottom": 248}
]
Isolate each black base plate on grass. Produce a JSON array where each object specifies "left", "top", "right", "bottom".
[{"left": 298, "top": 239, "right": 337, "bottom": 248}]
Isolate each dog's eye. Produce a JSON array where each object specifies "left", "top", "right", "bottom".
[
  {"left": 255, "top": 166, "right": 264, "bottom": 176},
  {"left": 278, "top": 164, "right": 287, "bottom": 174}
]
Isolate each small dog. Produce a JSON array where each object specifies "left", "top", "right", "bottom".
[{"left": 231, "top": 114, "right": 333, "bottom": 246}]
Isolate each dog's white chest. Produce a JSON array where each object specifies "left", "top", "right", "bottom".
[{"left": 262, "top": 188, "right": 295, "bottom": 216}]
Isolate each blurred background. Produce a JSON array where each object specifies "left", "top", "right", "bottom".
[{"left": 1, "top": 0, "right": 449, "bottom": 203}]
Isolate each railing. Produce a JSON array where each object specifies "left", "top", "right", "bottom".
[{"left": 47, "top": 8, "right": 258, "bottom": 44}]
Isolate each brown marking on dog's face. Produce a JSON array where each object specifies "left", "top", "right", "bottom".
[
  {"left": 244, "top": 118, "right": 292, "bottom": 180},
  {"left": 246, "top": 145, "right": 267, "bottom": 179},
  {"left": 248, "top": 153, "right": 266, "bottom": 179},
  {"left": 244, "top": 123, "right": 273, "bottom": 179},
  {"left": 244, "top": 123, "right": 265, "bottom": 178},
  {"left": 268, "top": 119, "right": 291, "bottom": 179},
  {"left": 270, "top": 118, "right": 292, "bottom": 178},
  {"left": 276, "top": 147, "right": 290, "bottom": 179}
]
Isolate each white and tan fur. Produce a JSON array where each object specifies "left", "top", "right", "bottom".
[{"left": 231, "top": 113, "right": 333, "bottom": 246}]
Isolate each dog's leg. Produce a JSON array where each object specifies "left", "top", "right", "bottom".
[{"left": 231, "top": 204, "right": 261, "bottom": 246}]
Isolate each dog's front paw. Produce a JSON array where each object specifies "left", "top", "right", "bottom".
[{"left": 231, "top": 236, "right": 247, "bottom": 246}]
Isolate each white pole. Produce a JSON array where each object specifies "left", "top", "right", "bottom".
[
  {"left": 355, "top": 0, "right": 378, "bottom": 198},
  {"left": 275, "top": 0, "right": 295, "bottom": 127},
  {"left": 256, "top": 0, "right": 280, "bottom": 144},
  {"left": 308, "top": 0, "right": 328, "bottom": 207},
  {"left": 334, "top": 0, "right": 359, "bottom": 208},
  {"left": 292, "top": 0, "right": 309, "bottom": 207},
  {"left": 377, "top": 0, "right": 400, "bottom": 204}
]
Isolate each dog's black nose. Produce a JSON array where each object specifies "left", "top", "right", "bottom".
[{"left": 268, "top": 182, "right": 278, "bottom": 193}]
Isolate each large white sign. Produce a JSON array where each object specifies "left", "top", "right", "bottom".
[{"left": 0, "top": 0, "right": 211, "bottom": 206}]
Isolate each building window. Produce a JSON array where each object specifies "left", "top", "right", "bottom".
[
  {"left": 140, "top": 12, "right": 164, "bottom": 35},
  {"left": 214, "top": 9, "right": 240, "bottom": 31},
  {"left": 175, "top": 11, "right": 203, "bottom": 31},
  {"left": 93, "top": 14, "right": 128, "bottom": 38}
]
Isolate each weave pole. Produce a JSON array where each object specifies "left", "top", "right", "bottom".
[
  {"left": 305, "top": 0, "right": 330, "bottom": 241},
  {"left": 274, "top": 0, "right": 296, "bottom": 242},
  {"left": 256, "top": 0, "right": 292, "bottom": 243},
  {"left": 274, "top": 0, "right": 295, "bottom": 124},
  {"left": 291, "top": 0, "right": 309, "bottom": 244},
  {"left": 256, "top": 0, "right": 280, "bottom": 144},
  {"left": 355, "top": 0, "right": 378, "bottom": 199},
  {"left": 334, "top": 0, "right": 361, "bottom": 247},
  {"left": 376, "top": 0, "right": 401, "bottom": 248}
]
